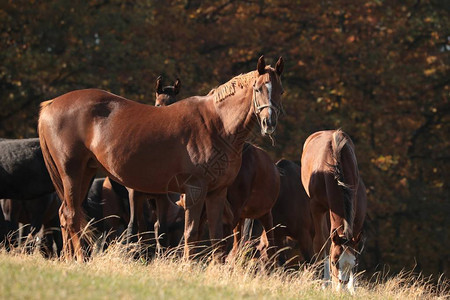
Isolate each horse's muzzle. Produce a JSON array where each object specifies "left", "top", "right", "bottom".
[{"left": 261, "top": 115, "right": 277, "bottom": 135}]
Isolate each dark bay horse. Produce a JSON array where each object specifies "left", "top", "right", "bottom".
[
  {"left": 38, "top": 56, "right": 284, "bottom": 260},
  {"left": 271, "top": 159, "right": 314, "bottom": 267},
  {"left": 301, "top": 129, "right": 367, "bottom": 292}
]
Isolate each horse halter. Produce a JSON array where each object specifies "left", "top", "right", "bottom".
[{"left": 252, "top": 82, "right": 280, "bottom": 127}]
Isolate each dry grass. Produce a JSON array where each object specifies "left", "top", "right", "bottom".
[{"left": 0, "top": 239, "right": 448, "bottom": 300}]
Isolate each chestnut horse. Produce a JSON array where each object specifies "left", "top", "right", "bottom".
[
  {"left": 271, "top": 159, "right": 314, "bottom": 267},
  {"left": 301, "top": 129, "right": 367, "bottom": 292},
  {"left": 38, "top": 55, "right": 284, "bottom": 260},
  {"left": 153, "top": 79, "right": 280, "bottom": 260}
]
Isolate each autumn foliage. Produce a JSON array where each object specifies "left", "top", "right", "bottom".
[{"left": 0, "top": 1, "right": 448, "bottom": 277}]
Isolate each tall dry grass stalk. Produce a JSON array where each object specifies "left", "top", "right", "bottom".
[{"left": 0, "top": 223, "right": 448, "bottom": 299}]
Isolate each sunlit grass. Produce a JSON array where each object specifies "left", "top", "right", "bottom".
[{"left": 0, "top": 238, "right": 448, "bottom": 300}]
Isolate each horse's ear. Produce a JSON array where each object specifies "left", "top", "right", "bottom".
[
  {"left": 257, "top": 55, "right": 266, "bottom": 75},
  {"left": 173, "top": 78, "right": 181, "bottom": 95},
  {"left": 156, "top": 76, "right": 163, "bottom": 94},
  {"left": 275, "top": 56, "right": 284, "bottom": 76}
]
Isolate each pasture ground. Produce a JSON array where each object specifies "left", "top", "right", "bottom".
[{"left": 0, "top": 243, "right": 448, "bottom": 300}]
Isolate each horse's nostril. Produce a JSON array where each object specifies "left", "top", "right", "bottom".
[{"left": 156, "top": 104, "right": 161, "bottom": 107}]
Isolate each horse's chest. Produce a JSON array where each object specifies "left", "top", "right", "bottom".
[{"left": 187, "top": 137, "right": 241, "bottom": 183}]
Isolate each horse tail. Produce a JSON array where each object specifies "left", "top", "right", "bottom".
[
  {"left": 38, "top": 100, "right": 64, "bottom": 201},
  {"left": 330, "top": 129, "right": 356, "bottom": 239}
]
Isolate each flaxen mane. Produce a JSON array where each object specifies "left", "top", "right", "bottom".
[
  {"left": 331, "top": 129, "right": 355, "bottom": 239},
  {"left": 211, "top": 69, "right": 271, "bottom": 103}
]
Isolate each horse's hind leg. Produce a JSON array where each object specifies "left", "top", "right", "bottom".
[{"left": 59, "top": 160, "right": 96, "bottom": 261}]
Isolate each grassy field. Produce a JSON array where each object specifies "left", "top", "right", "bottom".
[{"left": 0, "top": 243, "right": 448, "bottom": 300}]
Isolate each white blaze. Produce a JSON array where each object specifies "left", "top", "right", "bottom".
[{"left": 265, "top": 82, "right": 273, "bottom": 118}]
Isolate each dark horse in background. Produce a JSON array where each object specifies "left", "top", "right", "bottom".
[
  {"left": 38, "top": 55, "right": 284, "bottom": 260},
  {"left": 0, "top": 138, "right": 62, "bottom": 255},
  {"left": 271, "top": 159, "right": 314, "bottom": 267},
  {"left": 87, "top": 176, "right": 184, "bottom": 250},
  {"left": 1, "top": 194, "right": 62, "bottom": 257},
  {"left": 301, "top": 129, "right": 367, "bottom": 293},
  {"left": 0, "top": 138, "right": 53, "bottom": 200}
]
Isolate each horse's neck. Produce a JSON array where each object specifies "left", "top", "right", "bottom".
[{"left": 213, "top": 87, "right": 255, "bottom": 144}]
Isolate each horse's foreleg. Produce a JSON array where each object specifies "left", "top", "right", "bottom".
[
  {"left": 311, "top": 201, "right": 331, "bottom": 283},
  {"left": 183, "top": 197, "right": 206, "bottom": 259},
  {"left": 126, "top": 189, "right": 138, "bottom": 244},
  {"left": 127, "top": 189, "right": 150, "bottom": 248},
  {"left": 258, "top": 211, "right": 276, "bottom": 264},
  {"left": 205, "top": 189, "right": 227, "bottom": 262},
  {"left": 228, "top": 218, "right": 243, "bottom": 260},
  {"left": 311, "top": 202, "right": 327, "bottom": 258},
  {"left": 154, "top": 195, "right": 170, "bottom": 253},
  {"left": 298, "top": 227, "right": 314, "bottom": 263}
]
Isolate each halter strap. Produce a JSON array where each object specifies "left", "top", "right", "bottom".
[
  {"left": 251, "top": 84, "right": 280, "bottom": 146},
  {"left": 252, "top": 87, "right": 280, "bottom": 118}
]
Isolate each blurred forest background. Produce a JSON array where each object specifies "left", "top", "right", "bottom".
[{"left": 1, "top": 0, "right": 448, "bottom": 278}]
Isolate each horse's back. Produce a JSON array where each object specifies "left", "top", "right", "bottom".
[
  {"left": 301, "top": 131, "right": 334, "bottom": 197},
  {"left": 0, "top": 138, "right": 53, "bottom": 199},
  {"left": 301, "top": 130, "right": 358, "bottom": 198}
]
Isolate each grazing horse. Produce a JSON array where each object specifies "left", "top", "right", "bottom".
[
  {"left": 301, "top": 129, "right": 367, "bottom": 293},
  {"left": 38, "top": 55, "right": 284, "bottom": 260},
  {"left": 271, "top": 159, "right": 314, "bottom": 267}
]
